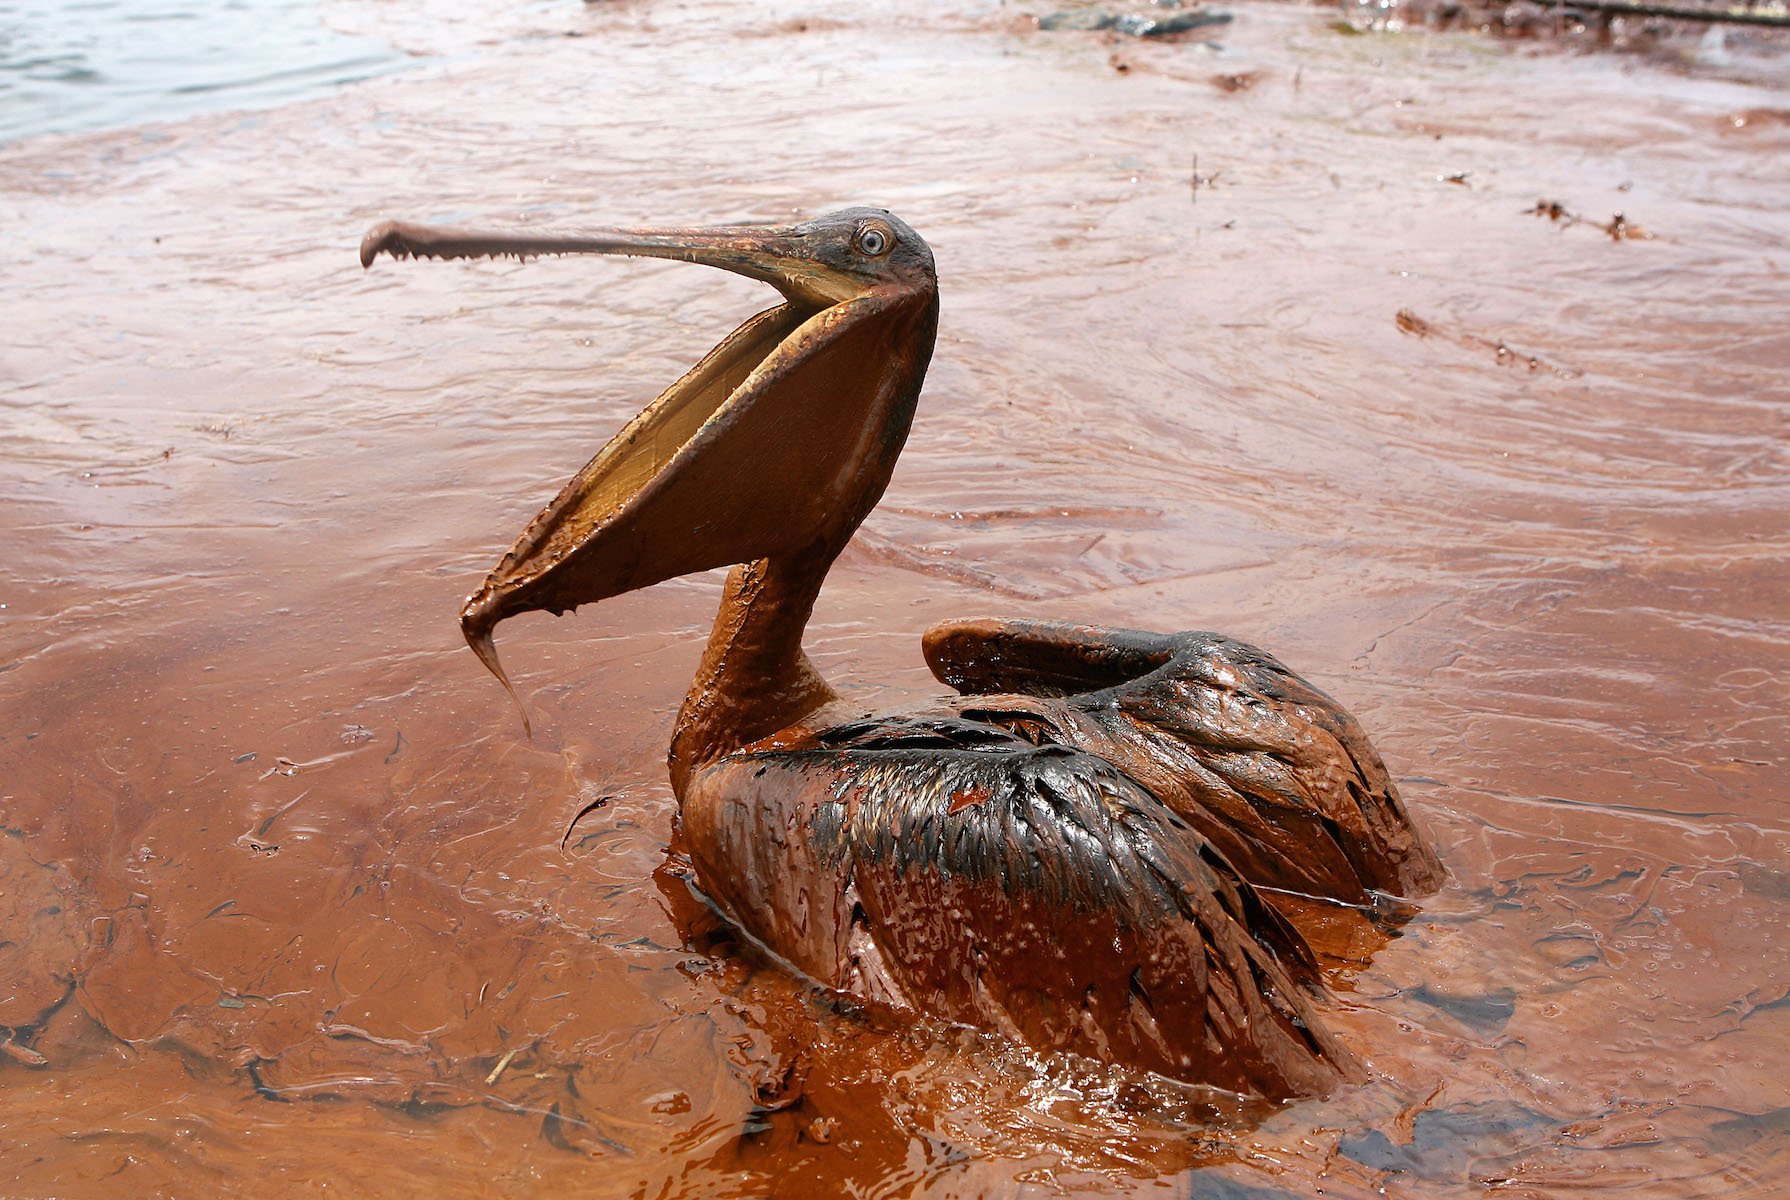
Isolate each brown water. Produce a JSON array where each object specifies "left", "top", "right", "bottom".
[{"left": 4, "top": 1, "right": 1788, "bottom": 1195}]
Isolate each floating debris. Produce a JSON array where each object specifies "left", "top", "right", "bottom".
[
  {"left": 1395, "top": 309, "right": 1578, "bottom": 376},
  {"left": 1041, "top": 8, "right": 1119, "bottom": 30},
  {"left": 1528, "top": 199, "right": 1655, "bottom": 240},
  {"left": 1190, "top": 153, "right": 1221, "bottom": 200},
  {"left": 1531, "top": 0, "right": 1790, "bottom": 27},
  {"left": 1212, "top": 70, "right": 1263, "bottom": 91},
  {"left": 1395, "top": 308, "right": 1433, "bottom": 337},
  {"left": 1602, "top": 211, "right": 1654, "bottom": 240},
  {"left": 1337, "top": 0, "right": 1790, "bottom": 37},
  {"left": 1039, "top": 5, "right": 1233, "bottom": 36},
  {"left": 484, "top": 1045, "right": 520, "bottom": 1086},
  {"left": 1118, "top": 8, "right": 1233, "bottom": 34},
  {"left": 0, "top": 1035, "right": 48, "bottom": 1068}
]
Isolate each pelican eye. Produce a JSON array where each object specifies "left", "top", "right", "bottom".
[{"left": 855, "top": 226, "right": 891, "bottom": 257}]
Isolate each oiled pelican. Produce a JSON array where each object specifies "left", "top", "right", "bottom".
[{"left": 360, "top": 209, "right": 1443, "bottom": 1097}]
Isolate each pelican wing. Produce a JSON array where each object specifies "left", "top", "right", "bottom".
[
  {"left": 924, "top": 619, "right": 1445, "bottom": 901},
  {"left": 684, "top": 721, "right": 1349, "bottom": 1098}
]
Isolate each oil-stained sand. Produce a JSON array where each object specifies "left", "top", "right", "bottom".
[{"left": 3, "top": 1, "right": 1787, "bottom": 1195}]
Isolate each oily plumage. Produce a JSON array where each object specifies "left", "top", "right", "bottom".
[
  {"left": 678, "top": 619, "right": 1439, "bottom": 1097},
  {"left": 687, "top": 721, "right": 1346, "bottom": 1097},
  {"left": 362, "top": 206, "right": 1443, "bottom": 1098},
  {"left": 922, "top": 619, "right": 1444, "bottom": 902}
]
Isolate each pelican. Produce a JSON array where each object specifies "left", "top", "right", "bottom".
[{"left": 360, "top": 208, "right": 1442, "bottom": 1098}]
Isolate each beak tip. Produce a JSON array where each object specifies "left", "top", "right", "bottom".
[
  {"left": 462, "top": 590, "right": 536, "bottom": 736},
  {"left": 360, "top": 220, "right": 402, "bottom": 269}
]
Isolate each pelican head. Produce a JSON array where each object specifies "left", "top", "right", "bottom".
[{"left": 361, "top": 208, "right": 941, "bottom": 728}]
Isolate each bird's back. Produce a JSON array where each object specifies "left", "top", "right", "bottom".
[{"left": 922, "top": 618, "right": 1445, "bottom": 902}]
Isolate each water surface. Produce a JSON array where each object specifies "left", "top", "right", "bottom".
[
  {"left": 3, "top": 1, "right": 1787, "bottom": 1195},
  {"left": 0, "top": 0, "right": 403, "bottom": 142}
]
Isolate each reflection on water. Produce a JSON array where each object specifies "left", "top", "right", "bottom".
[
  {"left": 2, "top": 0, "right": 1788, "bottom": 1195},
  {"left": 0, "top": 0, "right": 404, "bottom": 142}
]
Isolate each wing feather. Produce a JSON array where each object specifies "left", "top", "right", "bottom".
[
  {"left": 683, "top": 724, "right": 1350, "bottom": 1098},
  {"left": 921, "top": 620, "right": 1445, "bottom": 900}
]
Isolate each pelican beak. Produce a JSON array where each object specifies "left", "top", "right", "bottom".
[
  {"left": 362, "top": 216, "right": 921, "bottom": 733},
  {"left": 360, "top": 219, "right": 869, "bottom": 308}
]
